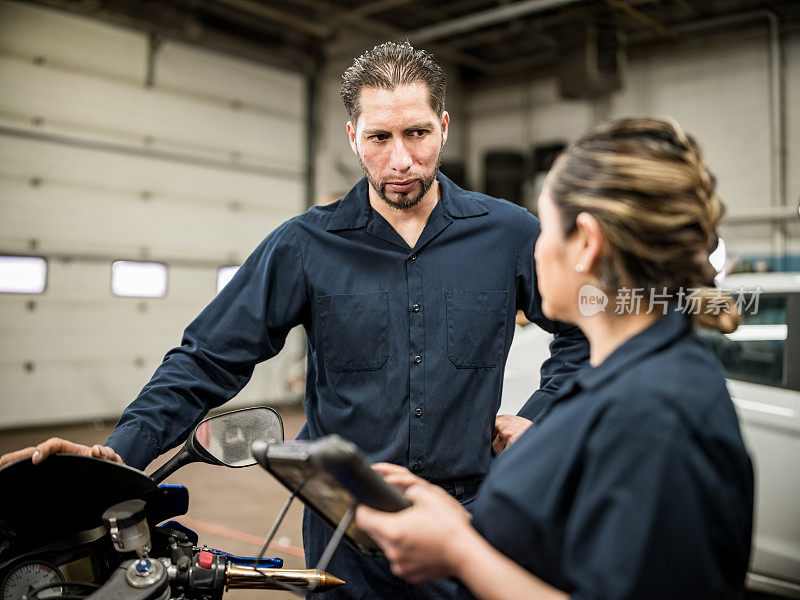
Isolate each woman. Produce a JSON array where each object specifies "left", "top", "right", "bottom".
[{"left": 356, "top": 117, "right": 754, "bottom": 600}]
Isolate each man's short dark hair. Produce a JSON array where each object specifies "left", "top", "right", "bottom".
[{"left": 340, "top": 41, "right": 446, "bottom": 123}]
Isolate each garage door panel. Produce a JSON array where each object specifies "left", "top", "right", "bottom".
[
  {"left": 0, "top": 349, "right": 299, "bottom": 428},
  {"left": 0, "top": 58, "right": 305, "bottom": 169},
  {"left": 0, "top": 136, "right": 303, "bottom": 207},
  {"left": 156, "top": 41, "right": 305, "bottom": 116},
  {"left": 0, "top": 1, "right": 147, "bottom": 81},
  {"left": 0, "top": 187, "right": 290, "bottom": 260}
]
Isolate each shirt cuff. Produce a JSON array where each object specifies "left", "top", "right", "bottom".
[
  {"left": 517, "top": 391, "right": 549, "bottom": 421},
  {"left": 106, "top": 423, "right": 160, "bottom": 471}
]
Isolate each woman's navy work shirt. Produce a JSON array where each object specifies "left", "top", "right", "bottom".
[
  {"left": 106, "top": 174, "right": 588, "bottom": 479},
  {"left": 460, "top": 309, "right": 754, "bottom": 600}
]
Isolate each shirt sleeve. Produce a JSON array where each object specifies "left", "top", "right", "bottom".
[
  {"left": 561, "top": 401, "right": 750, "bottom": 600},
  {"left": 514, "top": 213, "right": 589, "bottom": 420},
  {"left": 106, "top": 220, "right": 309, "bottom": 469}
]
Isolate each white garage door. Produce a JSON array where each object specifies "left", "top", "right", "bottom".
[{"left": 0, "top": 1, "right": 307, "bottom": 427}]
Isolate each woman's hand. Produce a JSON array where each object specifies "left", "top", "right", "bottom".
[
  {"left": 360, "top": 463, "right": 568, "bottom": 600},
  {"left": 370, "top": 462, "right": 426, "bottom": 493},
  {"left": 0, "top": 438, "right": 125, "bottom": 467},
  {"left": 356, "top": 468, "right": 473, "bottom": 583}
]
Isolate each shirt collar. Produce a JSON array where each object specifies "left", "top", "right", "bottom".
[
  {"left": 532, "top": 307, "right": 691, "bottom": 423},
  {"left": 575, "top": 306, "right": 691, "bottom": 391},
  {"left": 326, "top": 177, "right": 371, "bottom": 232},
  {"left": 326, "top": 172, "right": 487, "bottom": 232},
  {"left": 437, "top": 173, "right": 489, "bottom": 219}
]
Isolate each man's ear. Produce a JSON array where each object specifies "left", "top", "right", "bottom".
[
  {"left": 346, "top": 121, "right": 358, "bottom": 155},
  {"left": 440, "top": 111, "right": 450, "bottom": 145},
  {"left": 574, "top": 212, "right": 604, "bottom": 274}
]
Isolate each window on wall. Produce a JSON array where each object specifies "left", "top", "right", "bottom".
[
  {"left": 0, "top": 256, "right": 47, "bottom": 294},
  {"left": 216, "top": 265, "right": 240, "bottom": 293},
  {"left": 112, "top": 261, "right": 167, "bottom": 298}
]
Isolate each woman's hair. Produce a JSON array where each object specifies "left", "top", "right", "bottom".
[{"left": 548, "top": 117, "right": 738, "bottom": 333}]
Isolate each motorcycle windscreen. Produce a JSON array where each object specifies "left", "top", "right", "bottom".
[{"left": 0, "top": 454, "right": 158, "bottom": 555}]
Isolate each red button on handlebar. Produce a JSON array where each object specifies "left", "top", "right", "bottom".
[{"left": 198, "top": 550, "right": 214, "bottom": 570}]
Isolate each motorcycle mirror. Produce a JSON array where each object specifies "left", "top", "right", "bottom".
[
  {"left": 195, "top": 407, "right": 284, "bottom": 467},
  {"left": 150, "top": 407, "right": 284, "bottom": 484}
]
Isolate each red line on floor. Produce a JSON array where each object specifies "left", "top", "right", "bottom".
[{"left": 179, "top": 515, "right": 305, "bottom": 558}]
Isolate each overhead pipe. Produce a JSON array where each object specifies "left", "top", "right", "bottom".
[{"left": 408, "top": 0, "right": 586, "bottom": 44}]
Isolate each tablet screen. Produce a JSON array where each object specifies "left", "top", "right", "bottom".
[{"left": 264, "top": 447, "right": 383, "bottom": 554}]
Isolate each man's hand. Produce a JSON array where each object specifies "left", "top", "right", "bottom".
[
  {"left": 0, "top": 438, "right": 125, "bottom": 467},
  {"left": 492, "top": 415, "right": 532, "bottom": 453}
]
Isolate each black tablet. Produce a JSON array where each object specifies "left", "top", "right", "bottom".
[{"left": 252, "top": 435, "right": 410, "bottom": 556}]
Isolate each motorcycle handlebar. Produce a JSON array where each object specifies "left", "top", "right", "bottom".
[
  {"left": 225, "top": 563, "right": 345, "bottom": 591},
  {"left": 88, "top": 554, "right": 344, "bottom": 600}
]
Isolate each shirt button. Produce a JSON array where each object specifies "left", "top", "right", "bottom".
[
  {"left": 413, "top": 355, "right": 422, "bottom": 364},
  {"left": 410, "top": 254, "right": 417, "bottom": 261},
  {"left": 412, "top": 462, "right": 420, "bottom": 472},
  {"left": 411, "top": 304, "right": 421, "bottom": 312},
  {"left": 414, "top": 408, "right": 423, "bottom": 418}
]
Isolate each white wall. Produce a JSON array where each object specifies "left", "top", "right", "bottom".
[
  {"left": 465, "top": 27, "right": 800, "bottom": 263},
  {"left": 314, "top": 59, "right": 362, "bottom": 203},
  {"left": 0, "top": 1, "right": 307, "bottom": 428}
]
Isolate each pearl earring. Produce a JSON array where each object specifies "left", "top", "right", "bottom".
[{"left": 575, "top": 264, "right": 585, "bottom": 273}]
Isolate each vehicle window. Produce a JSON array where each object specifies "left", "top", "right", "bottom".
[{"left": 698, "top": 295, "right": 787, "bottom": 387}]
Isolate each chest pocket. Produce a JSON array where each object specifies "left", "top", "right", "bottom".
[
  {"left": 446, "top": 290, "right": 508, "bottom": 369},
  {"left": 316, "top": 291, "right": 390, "bottom": 373}
]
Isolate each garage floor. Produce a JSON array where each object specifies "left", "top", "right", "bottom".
[{"left": 0, "top": 406, "right": 310, "bottom": 600}]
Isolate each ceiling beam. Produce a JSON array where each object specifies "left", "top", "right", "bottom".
[
  {"left": 407, "top": 0, "right": 587, "bottom": 44},
  {"left": 283, "top": 0, "right": 493, "bottom": 72},
  {"left": 338, "top": 0, "right": 417, "bottom": 20},
  {"left": 210, "top": 0, "right": 329, "bottom": 38},
  {"left": 601, "top": 0, "right": 681, "bottom": 42},
  {"left": 25, "top": 0, "right": 320, "bottom": 73}
]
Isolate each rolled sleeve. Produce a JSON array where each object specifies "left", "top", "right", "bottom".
[
  {"left": 106, "top": 221, "right": 308, "bottom": 469},
  {"left": 563, "top": 406, "right": 742, "bottom": 600}
]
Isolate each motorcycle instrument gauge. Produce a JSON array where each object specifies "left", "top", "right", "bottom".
[{"left": 1, "top": 561, "right": 64, "bottom": 600}]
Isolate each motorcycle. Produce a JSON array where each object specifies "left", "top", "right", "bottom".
[{"left": 0, "top": 407, "right": 345, "bottom": 600}]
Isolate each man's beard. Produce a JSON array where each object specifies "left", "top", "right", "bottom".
[{"left": 359, "top": 150, "right": 443, "bottom": 210}]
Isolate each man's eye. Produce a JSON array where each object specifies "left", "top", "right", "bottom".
[
  {"left": 369, "top": 134, "right": 389, "bottom": 142},
  {"left": 409, "top": 129, "right": 428, "bottom": 137}
]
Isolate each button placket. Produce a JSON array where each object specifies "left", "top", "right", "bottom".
[{"left": 407, "top": 249, "right": 424, "bottom": 476}]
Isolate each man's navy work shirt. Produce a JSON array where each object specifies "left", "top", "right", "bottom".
[
  {"left": 461, "top": 308, "right": 754, "bottom": 599},
  {"left": 106, "top": 173, "right": 588, "bottom": 481}
]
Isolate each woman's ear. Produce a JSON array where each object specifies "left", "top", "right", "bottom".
[{"left": 573, "top": 212, "right": 604, "bottom": 274}]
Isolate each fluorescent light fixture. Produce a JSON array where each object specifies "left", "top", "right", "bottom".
[
  {"left": 710, "top": 238, "right": 726, "bottom": 284},
  {"left": 216, "top": 265, "right": 240, "bottom": 293},
  {"left": 725, "top": 324, "right": 788, "bottom": 342},
  {"left": 0, "top": 256, "right": 47, "bottom": 294},
  {"left": 112, "top": 261, "right": 167, "bottom": 297}
]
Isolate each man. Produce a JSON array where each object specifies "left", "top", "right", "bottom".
[{"left": 1, "top": 42, "right": 588, "bottom": 599}]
